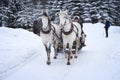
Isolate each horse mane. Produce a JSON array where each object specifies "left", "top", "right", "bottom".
[
  {"left": 43, "top": 12, "right": 48, "bottom": 17},
  {"left": 33, "top": 18, "right": 42, "bottom": 34}
]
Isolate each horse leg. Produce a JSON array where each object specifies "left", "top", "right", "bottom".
[
  {"left": 74, "top": 37, "right": 79, "bottom": 58},
  {"left": 53, "top": 42, "right": 58, "bottom": 59},
  {"left": 45, "top": 45, "right": 51, "bottom": 65},
  {"left": 63, "top": 44, "right": 67, "bottom": 59},
  {"left": 79, "top": 37, "right": 82, "bottom": 50},
  {"left": 81, "top": 34, "right": 86, "bottom": 47},
  {"left": 67, "top": 47, "right": 72, "bottom": 65}
]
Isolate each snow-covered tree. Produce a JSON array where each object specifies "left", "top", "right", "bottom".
[{"left": 0, "top": 0, "right": 120, "bottom": 28}]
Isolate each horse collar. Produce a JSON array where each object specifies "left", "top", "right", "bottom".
[
  {"left": 62, "top": 24, "right": 73, "bottom": 35},
  {"left": 41, "top": 25, "right": 51, "bottom": 34},
  {"left": 41, "top": 28, "right": 51, "bottom": 34}
]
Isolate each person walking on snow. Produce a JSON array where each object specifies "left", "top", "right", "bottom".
[{"left": 104, "top": 19, "right": 111, "bottom": 38}]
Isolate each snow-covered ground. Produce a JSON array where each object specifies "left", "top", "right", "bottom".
[
  {"left": 0, "top": 23, "right": 120, "bottom": 80},
  {"left": 0, "top": 27, "right": 46, "bottom": 80}
]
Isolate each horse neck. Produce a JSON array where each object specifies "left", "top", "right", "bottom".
[{"left": 64, "top": 19, "right": 72, "bottom": 30}]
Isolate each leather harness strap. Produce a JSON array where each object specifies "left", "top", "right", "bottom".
[
  {"left": 41, "top": 27, "right": 51, "bottom": 34},
  {"left": 41, "top": 19, "right": 51, "bottom": 34},
  {"left": 62, "top": 24, "right": 74, "bottom": 35}
]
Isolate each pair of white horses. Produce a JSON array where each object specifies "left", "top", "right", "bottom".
[{"left": 40, "top": 10, "right": 85, "bottom": 65}]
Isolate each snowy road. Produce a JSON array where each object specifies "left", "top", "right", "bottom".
[{"left": 0, "top": 23, "right": 120, "bottom": 80}]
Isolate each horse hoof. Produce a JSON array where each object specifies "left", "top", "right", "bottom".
[
  {"left": 54, "top": 56, "right": 57, "bottom": 59},
  {"left": 74, "top": 56, "right": 78, "bottom": 59},
  {"left": 47, "top": 61, "right": 51, "bottom": 65},
  {"left": 70, "top": 56, "right": 73, "bottom": 59},
  {"left": 67, "top": 62, "right": 71, "bottom": 65},
  {"left": 72, "top": 51, "right": 75, "bottom": 54}
]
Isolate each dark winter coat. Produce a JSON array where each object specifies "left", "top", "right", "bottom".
[{"left": 105, "top": 20, "right": 110, "bottom": 28}]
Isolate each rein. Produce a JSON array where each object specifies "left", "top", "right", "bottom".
[
  {"left": 51, "top": 24, "right": 63, "bottom": 43},
  {"left": 72, "top": 24, "right": 79, "bottom": 37},
  {"left": 51, "top": 24, "right": 60, "bottom": 39}
]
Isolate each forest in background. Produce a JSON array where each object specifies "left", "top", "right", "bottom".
[{"left": 0, "top": 0, "right": 120, "bottom": 28}]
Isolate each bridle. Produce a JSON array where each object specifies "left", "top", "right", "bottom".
[
  {"left": 59, "top": 14, "right": 67, "bottom": 27},
  {"left": 60, "top": 13, "right": 74, "bottom": 35},
  {"left": 40, "top": 17, "right": 52, "bottom": 34}
]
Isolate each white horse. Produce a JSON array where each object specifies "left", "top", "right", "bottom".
[
  {"left": 40, "top": 12, "right": 54, "bottom": 65},
  {"left": 59, "top": 10, "right": 82, "bottom": 65}
]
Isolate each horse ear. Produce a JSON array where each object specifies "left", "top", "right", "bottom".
[
  {"left": 65, "top": 10, "right": 68, "bottom": 13},
  {"left": 60, "top": 9, "right": 62, "bottom": 13},
  {"left": 56, "top": 12, "right": 59, "bottom": 16}
]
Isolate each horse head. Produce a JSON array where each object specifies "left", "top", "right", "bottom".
[
  {"left": 59, "top": 10, "right": 72, "bottom": 32},
  {"left": 59, "top": 10, "right": 70, "bottom": 26},
  {"left": 41, "top": 12, "right": 51, "bottom": 30}
]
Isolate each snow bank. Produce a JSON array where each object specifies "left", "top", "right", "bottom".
[
  {"left": 0, "top": 23, "right": 120, "bottom": 80},
  {"left": 0, "top": 27, "right": 46, "bottom": 79}
]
